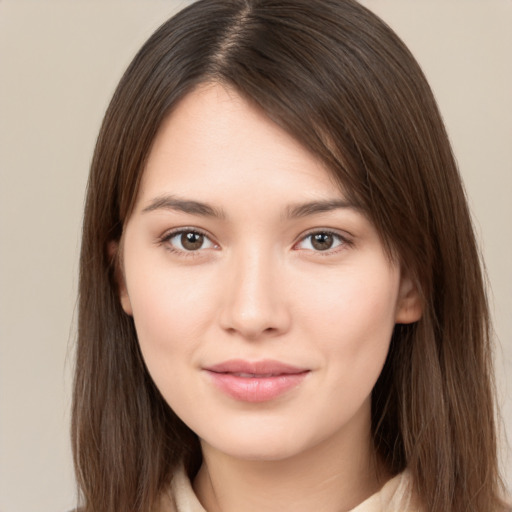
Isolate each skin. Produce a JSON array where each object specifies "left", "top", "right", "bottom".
[{"left": 118, "top": 83, "right": 422, "bottom": 512}]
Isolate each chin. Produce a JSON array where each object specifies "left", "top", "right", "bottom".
[
  {"left": 197, "top": 419, "right": 332, "bottom": 463},
  {"left": 209, "top": 438, "right": 306, "bottom": 462}
]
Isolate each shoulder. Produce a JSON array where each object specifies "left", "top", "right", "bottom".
[
  {"left": 156, "top": 465, "right": 204, "bottom": 512},
  {"left": 348, "top": 470, "right": 421, "bottom": 512}
]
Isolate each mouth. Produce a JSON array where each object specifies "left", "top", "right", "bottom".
[
  {"left": 228, "top": 372, "right": 287, "bottom": 378},
  {"left": 203, "top": 359, "right": 310, "bottom": 403}
]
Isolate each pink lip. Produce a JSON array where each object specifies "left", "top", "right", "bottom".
[{"left": 204, "top": 359, "right": 309, "bottom": 403}]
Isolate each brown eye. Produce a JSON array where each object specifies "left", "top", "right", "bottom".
[
  {"left": 311, "top": 233, "right": 334, "bottom": 251},
  {"left": 166, "top": 229, "right": 216, "bottom": 252},
  {"left": 181, "top": 232, "right": 204, "bottom": 250},
  {"left": 295, "top": 231, "right": 346, "bottom": 253}
]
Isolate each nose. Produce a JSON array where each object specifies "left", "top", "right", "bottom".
[{"left": 219, "top": 247, "right": 291, "bottom": 340}]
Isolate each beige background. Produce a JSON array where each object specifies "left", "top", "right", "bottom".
[{"left": 0, "top": 1, "right": 510, "bottom": 510}]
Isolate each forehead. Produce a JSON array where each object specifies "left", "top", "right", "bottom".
[{"left": 136, "top": 83, "right": 343, "bottom": 211}]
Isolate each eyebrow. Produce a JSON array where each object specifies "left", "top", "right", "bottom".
[
  {"left": 142, "top": 195, "right": 356, "bottom": 220},
  {"left": 142, "top": 195, "right": 227, "bottom": 219},
  {"left": 284, "top": 199, "right": 357, "bottom": 219}
]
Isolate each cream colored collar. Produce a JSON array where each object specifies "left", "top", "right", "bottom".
[{"left": 166, "top": 466, "right": 417, "bottom": 512}]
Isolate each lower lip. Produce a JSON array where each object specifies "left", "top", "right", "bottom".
[{"left": 205, "top": 371, "right": 309, "bottom": 403}]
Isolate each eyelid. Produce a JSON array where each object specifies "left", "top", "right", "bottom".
[
  {"left": 157, "top": 226, "right": 352, "bottom": 256},
  {"left": 293, "top": 229, "right": 353, "bottom": 253},
  {"left": 159, "top": 226, "right": 219, "bottom": 255}
]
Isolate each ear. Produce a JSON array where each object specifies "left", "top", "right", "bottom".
[
  {"left": 395, "top": 273, "right": 423, "bottom": 324},
  {"left": 108, "top": 241, "right": 133, "bottom": 316}
]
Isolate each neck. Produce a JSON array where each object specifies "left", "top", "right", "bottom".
[{"left": 193, "top": 404, "right": 391, "bottom": 512}]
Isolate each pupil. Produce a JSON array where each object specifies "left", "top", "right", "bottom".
[
  {"left": 312, "top": 233, "right": 333, "bottom": 251},
  {"left": 181, "top": 232, "right": 203, "bottom": 250}
]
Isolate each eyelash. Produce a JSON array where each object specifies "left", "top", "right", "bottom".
[
  {"left": 159, "top": 227, "right": 218, "bottom": 258},
  {"left": 294, "top": 230, "right": 352, "bottom": 255},
  {"left": 158, "top": 228, "right": 352, "bottom": 257}
]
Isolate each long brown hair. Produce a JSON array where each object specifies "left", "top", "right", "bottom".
[{"left": 73, "top": 1, "right": 508, "bottom": 511}]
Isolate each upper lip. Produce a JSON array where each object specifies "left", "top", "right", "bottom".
[{"left": 204, "top": 359, "right": 308, "bottom": 376}]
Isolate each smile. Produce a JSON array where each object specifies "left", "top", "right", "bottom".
[
  {"left": 231, "top": 372, "right": 281, "bottom": 378},
  {"left": 204, "top": 359, "right": 310, "bottom": 403}
]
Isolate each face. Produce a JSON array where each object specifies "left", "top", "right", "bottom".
[{"left": 119, "top": 83, "right": 421, "bottom": 462}]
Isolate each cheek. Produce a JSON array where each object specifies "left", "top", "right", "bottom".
[
  {"left": 296, "top": 259, "right": 399, "bottom": 328},
  {"left": 293, "top": 264, "right": 399, "bottom": 386},
  {"left": 126, "top": 266, "right": 218, "bottom": 374}
]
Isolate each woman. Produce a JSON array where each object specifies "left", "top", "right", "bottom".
[{"left": 72, "top": 0, "right": 509, "bottom": 511}]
